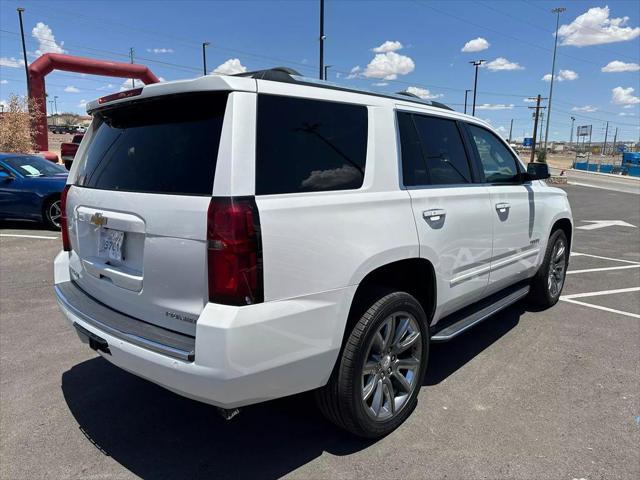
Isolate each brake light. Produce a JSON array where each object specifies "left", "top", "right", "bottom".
[
  {"left": 60, "top": 185, "right": 71, "bottom": 251},
  {"left": 98, "top": 87, "right": 143, "bottom": 104},
  {"left": 207, "top": 197, "right": 263, "bottom": 306}
]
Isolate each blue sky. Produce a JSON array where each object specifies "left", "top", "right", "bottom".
[{"left": 1, "top": 0, "right": 639, "bottom": 141}]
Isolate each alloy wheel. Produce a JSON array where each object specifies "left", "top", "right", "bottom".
[
  {"left": 547, "top": 237, "right": 567, "bottom": 298},
  {"left": 361, "top": 311, "right": 422, "bottom": 421},
  {"left": 48, "top": 200, "right": 62, "bottom": 228}
]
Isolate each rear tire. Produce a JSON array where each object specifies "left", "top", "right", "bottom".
[
  {"left": 43, "top": 196, "right": 62, "bottom": 230},
  {"left": 316, "top": 291, "right": 429, "bottom": 438},
  {"left": 528, "top": 229, "right": 568, "bottom": 308}
]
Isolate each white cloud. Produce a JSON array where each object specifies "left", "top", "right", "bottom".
[
  {"left": 64, "top": 85, "right": 80, "bottom": 93},
  {"left": 558, "top": 6, "right": 640, "bottom": 47},
  {"left": 146, "top": 48, "right": 174, "bottom": 54},
  {"left": 618, "top": 112, "right": 635, "bottom": 116},
  {"left": 0, "top": 57, "right": 25, "bottom": 68},
  {"left": 78, "top": 99, "right": 87, "bottom": 108},
  {"left": 495, "top": 126, "right": 507, "bottom": 134},
  {"left": 542, "top": 69, "right": 578, "bottom": 82},
  {"left": 0, "top": 79, "right": 8, "bottom": 85},
  {"left": 372, "top": 82, "right": 388, "bottom": 86},
  {"left": 484, "top": 57, "right": 524, "bottom": 71},
  {"left": 623, "top": 104, "right": 634, "bottom": 109},
  {"left": 612, "top": 86, "right": 640, "bottom": 105},
  {"left": 346, "top": 65, "right": 361, "bottom": 79},
  {"left": 0, "top": 99, "right": 7, "bottom": 110},
  {"left": 405, "top": 86, "right": 443, "bottom": 100},
  {"left": 31, "top": 22, "right": 65, "bottom": 55},
  {"left": 461, "top": 37, "right": 490, "bottom": 53},
  {"left": 212, "top": 58, "right": 247, "bottom": 75},
  {"left": 601, "top": 60, "right": 640, "bottom": 72},
  {"left": 119, "top": 78, "right": 144, "bottom": 91},
  {"left": 363, "top": 51, "right": 415, "bottom": 80},
  {"left": 523, "top": 97, "right": 536, "bottom": 103},
  {"left": 372, "top": 41, "right": 403, "bottom": 53},
  {"left": 97, "top": 83, "right": 115, "bottom": 91},
  {"left": 571, "top": 105, "right": 598, "bottom": 112},
  {"left": 475, "top": 103, "right": 515, "bottom": 110}
]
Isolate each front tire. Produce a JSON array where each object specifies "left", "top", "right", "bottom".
[
  {"left": 316, "top": 291, "right": 429, "bottom": 438},
  {"left": 528, "top": 229, "right": 568, "bottom": 308},
  {"left": 43, "top": 197, "right": 62, "bottom": 230}
]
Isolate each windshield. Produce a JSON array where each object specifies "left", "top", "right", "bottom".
[
  {"left": 74, "top": 92, "right": 228, "bottom": 195},
  {"left": 3, "top": 156, "right": 67, "bottom": 177}
]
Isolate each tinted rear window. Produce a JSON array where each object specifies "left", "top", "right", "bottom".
[
  {"left": 74, "top": 93, "right": 228, "bottom": 195},
  {"left": 256, "top": 95, "right": 367, "bottom": 195}
]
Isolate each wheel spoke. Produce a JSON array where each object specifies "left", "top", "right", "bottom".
[
  {"left": 393, "top": 316, "right": 410, "bottom": 345},
  {"left": 363, "top": 372, "right": 380, "bottom": 401},
  {"left": 380, "top": 316, "right": 395, "bottom": 353},
  {"left": 363, "top": 360, "right": 378, "bottom": 375},
  {"left": 394, "top": 370, "right": 412, "bottom": 393},
  {"left": 383, "top": 378, "right": 395, "bottom": 414},
  {"left": 372, "top": 332, "right": 385, "bottom": 355},
  {"left": 394, "top": 330, "right": 420, "bottom": 354},
  {"left": 371, "top": 378, "right": 384, "bottom": 415},
  {"left": 554, "top": 243, "right": 565, "bottom": 262},
  {"left": 397, "top": 357, "right": 420, "bottom": 370}
]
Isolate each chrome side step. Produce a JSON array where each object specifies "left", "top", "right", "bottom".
[{"left": 431, "top": 285, "right": 529, "bottom": 342}]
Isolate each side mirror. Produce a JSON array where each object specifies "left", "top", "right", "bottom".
[
  {"left": 0, "top": 171, "right": 14, "bottom": 181},
  {"left": 526, "top": 162, "right": 550, "bottom": 181}
]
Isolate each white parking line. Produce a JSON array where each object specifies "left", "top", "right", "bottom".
[
  {"left": 567, "top": 265, "right": 640, "bottom": 275},
  {"left": 570, "top": 252, "right": 640, "bottom": 265},
  {"left": 560, "top": 298, "right": 640, "bottom": 319},
  {"left": 561, "top": 287, "right": 640, "bottom": 300},
  {"left": 0, "top": 234, "right": 59, "bottom": 240}
]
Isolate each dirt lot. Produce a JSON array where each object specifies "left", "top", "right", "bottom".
[{"left": 47, "top": 132, "right": 73, "bottom": 161}]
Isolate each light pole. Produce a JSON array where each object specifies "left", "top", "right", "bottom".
[
  {"left": 543, "top": 7, "right": 566, "bottom": 151},
  {"left": 202, "top": 42, "right": 210, "bottom": 76},
  {"left": 319, "top": 0, "right": 325, "bottom": 80},
  {"left": 469, "top": 60, "right": 485, "bottom": 116},
  {"left": 324, "top": 65, "right": 332, "bottom": 80},
  {"left": 17, "top": 7, "right": 30, "bottom": 99},
  {"left": 53, "top": 95, "right": 58, "bottom": 125},
  {"left": 569, "top": 116, "right": 575, "bottom": 147},
  {"left": 464, "top": 89, "right": 472, "bottom": 114}
]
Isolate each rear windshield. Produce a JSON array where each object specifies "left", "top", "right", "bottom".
[{"left": 74, "top": 92, "right": 228, "bottom": 195}]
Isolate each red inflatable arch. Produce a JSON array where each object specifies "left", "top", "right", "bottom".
[{"left": 29, "top": 53, "right": 160, "bottom": 152}]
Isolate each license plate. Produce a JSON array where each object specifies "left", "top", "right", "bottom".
[{"left": 98, "top": 228, "right": 124, "bottom": 261}]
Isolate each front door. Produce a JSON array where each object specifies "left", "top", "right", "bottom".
[
  {"left": 397, "top": 111, "right": 494, "bottom": 321},
  {"left": 466, "top": 124, "right": 542, "bottom": 292}
]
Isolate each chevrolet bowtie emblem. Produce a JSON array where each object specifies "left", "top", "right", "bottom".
[{"left": 90, "top": 212, "right": 108, "bottom": 226}]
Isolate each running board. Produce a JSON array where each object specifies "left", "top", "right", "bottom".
[{"left": 431, "top": 284, "right": 529, "bottom": 342}]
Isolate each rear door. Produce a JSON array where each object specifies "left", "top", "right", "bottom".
[
  {"left": 397, "top": 111, "right": 494, "bottom": 319},
  {"left": 465, "top": 123, "right": 542, "bottom": 292},
  {"left": 65, "top": 92, "right": 229, "bottom": 335}
]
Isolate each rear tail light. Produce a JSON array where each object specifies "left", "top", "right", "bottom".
[
  {"left": 60, "top": 185, "right": 71, "bottom": 251},
  {"left": 207, "top": 197, "right": 263, "bottom": 306},
  {"left": 98, "top": 87, "right": 143, "bottom": 104}
]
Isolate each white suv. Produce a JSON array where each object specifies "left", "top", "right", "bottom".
[{"left": 54, "top": 68, "right": 572, "bottom": 437}]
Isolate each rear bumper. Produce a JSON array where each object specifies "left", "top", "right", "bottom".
[{"left": 54, "top": 251, "right": 354, "bottom": 408}]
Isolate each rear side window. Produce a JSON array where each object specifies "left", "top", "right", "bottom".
[
  {"left": 256, "top": 95, "right": 367, "bottom": 195},
  {"left": 74, "top": 93, "right": 228, "bottom": 195},
  {"left": 468, "top": 124, "right": 520, "bottom": 183},
  {"left": 398, "top": 112, "right": 472, "bottom": 186}
]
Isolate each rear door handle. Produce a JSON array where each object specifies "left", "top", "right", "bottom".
[
  {"left": 423, "top": 209, "right": 446, "bottom": 222},
  {"left": 495, "top": 203, "right": 511, "bottom": 213}
]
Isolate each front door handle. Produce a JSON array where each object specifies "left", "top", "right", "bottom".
[
  {"left": 495, "top": 202, "right": 511, "bottom": 213},
  {"left": 423, "top": 208, "right": 446, "bottom": 222}
]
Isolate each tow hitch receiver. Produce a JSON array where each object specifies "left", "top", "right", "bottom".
[{"left": 73, "top": 322, "right": 111, "bottom": 355}]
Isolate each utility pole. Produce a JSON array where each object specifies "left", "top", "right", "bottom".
[
  {"left": 464, "top": 89, "right": 472, "bottom": 114},
  {"left": 528, "top": 94, "right": 547, "bottom": 163},
  {"left": 129, "top": 47, "right": 135, "bottom": 88},
  {"left": 612, "top": 127, "right": 618, "bottom": 157},
  {"left": 539, "top": 112, "right": 545, "bottom": 145},
  {"left": 508, "top": 118, "right": 513, "bottom": 143},
  {"left": 544, "top": 7, "right": 566, "bottom": 152},
  {"left": 202, "top": 42, "right": 210, "bottom": 76},
  {"left": 602, "top": 121, "right": 609, "bottom": 156},
  {"left": 469, "top": 60, "right": 485, "bottom": 116},
  {"left": 569, "top": 116, "right": 575, "bottom": 147},
  {"left": 319, "top": 0, "right": 325, "bottom": 80},
  {"left": 17, "top": 7, "right": 30, "bottom": 99},
  {"left": 324, "top": 65, "right": 332, "bottom": 80},
  {"left": 53, "top": 95, "right": 58, "bottom": 125}
]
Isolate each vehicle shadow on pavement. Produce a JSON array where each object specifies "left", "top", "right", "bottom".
[
  {"left": 424, "top": 303, "right": 524, "bottom": 386},
  {"left": 61, "top": 360, "right": 374, "bottom": 480},
  {"left": 61, "top": 303, "right": 525, "bottom": 479}
]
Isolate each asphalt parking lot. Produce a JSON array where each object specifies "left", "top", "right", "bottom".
[{"left": 1, "top": 183, "right": 638, "bottom": 480}]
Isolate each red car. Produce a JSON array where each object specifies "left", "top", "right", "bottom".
[{"left": 61, "top": 133, "right": 84, "bottom": 170}]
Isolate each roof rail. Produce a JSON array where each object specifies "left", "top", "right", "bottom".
[{"left": 234, "top": 67, "right": 454, "bottom": 111}]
